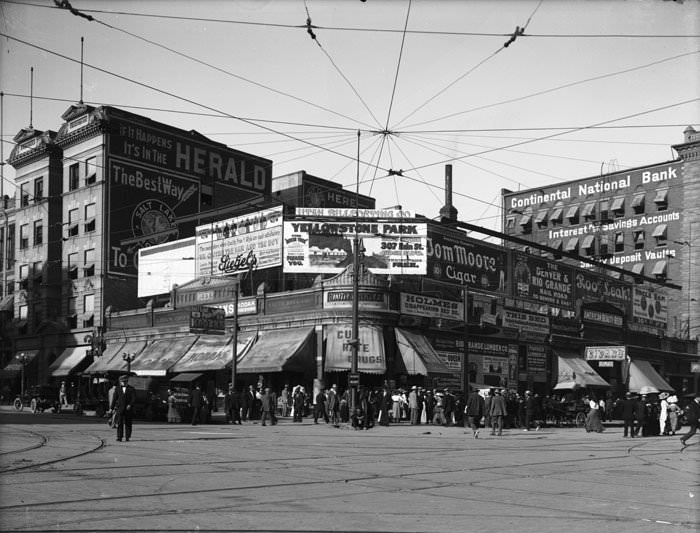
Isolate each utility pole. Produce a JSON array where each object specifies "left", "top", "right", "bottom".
[{"left": 350, "top": 130, "right": 360, "bottom": 415}]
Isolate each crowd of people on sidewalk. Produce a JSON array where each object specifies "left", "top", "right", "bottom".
[{"left": 105, "top": 374, "right": 700, "bottom": 448}]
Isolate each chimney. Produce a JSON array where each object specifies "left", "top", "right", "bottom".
[{"left": 439, "top": 164, "right": 458, "bottom": 222}]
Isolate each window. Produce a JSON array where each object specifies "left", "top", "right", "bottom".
[
  {"left": 519, "top": 213, "right": 532, "bottom": 234},
  {"left": 20, "top": 183, "right": 30, "bottom": 207},
  {"left": 652, "top": 224, "right": 667, "bottom": 246},
  {"left": 634, "top": 230, "right": 645, "bottom": 250},
  {"left": 33, "top": 261, "right": 43, "bottom": 284},
  {"left": 652, "top": 260, "right": 668, "bottom": 279},
  {"left": 564, "top": 237, "right": 579, "bottom": 254},
  {"left": 68, "top": 297, "right": 78, "bottom": 329},
  {"left": 549, "top": 206, "right": 563, "bottom": 225},
  {"left": 654, "top": 188, "right": 668, "bottom": 211},
  {"left": 6, "top": 224, "right": 14, "bottom": 270},
  {"left": 505, "top": 217, "right": 515, "bottom": 230},
  {"left": 565, "top": 205, "right": 579, "bottom": 225},
  {"left": 581, "top": 234, "right": 595, "bottom": 256},
  {"left": 599, "top": 200, "right": 610, "bottom": 222},
  {"left": 68, "top": 208, "right": 79, "bottom": 237},
  {"left": 582, "top": 201, "right": 596, "bottom": 220},
  {"left": 34, "top": 177, "right": 44, "bottom": 202},
  {"left": 19, "top": 305, "right": 28, "bottom": 320},
  {"left": 85, "top": 157, "right": 97, "bottom": 185},
  {"left": 631, "top": 192, "right": 645, "bottom": 214},
  {"left": 84, "top": 203, "right": 96, "bottom": 233},
  {"left": 534, "top": 210, "right": 548, "bottom": 228},
  {"left": 611, "top": 197, "right": 625, "bottom": 218},
  {"left": 33, "top": 221, "right": 43, "bottom": 245},
  {"left": 614, "top": 232, "right": 624, "bottom": 253},
  {"left": 68, "top": 252, "right": 79, "bottom": 280},
  {"left": 68, "top": 163, "right": 80, "bottom": 191},
  {"left": 19, "top": 264, "right": 29, "bottom": 290},
  {"left": 84, "top": 248, "right": 95, "bottom": 277},
  {"left": 19, "top": 224, "right": 29, "bottom": 249},
  {"left": 84, "top": 293, "right": 95, "bottom": 313}
]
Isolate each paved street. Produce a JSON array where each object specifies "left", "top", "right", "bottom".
[{"left": 0, "top": 409, "right": 697, "bottom": 533}]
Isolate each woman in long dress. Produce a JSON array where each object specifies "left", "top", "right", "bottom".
[
  {"left": 167, "top": 389, "right": 180, "bottom": 423},
  {"left": 584, "top": 396, "right": 604, "bottom": 432}
]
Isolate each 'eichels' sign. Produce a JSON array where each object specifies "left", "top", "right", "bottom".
[{"left": 109, "top": 116, "right": 272, "bottom": 195}]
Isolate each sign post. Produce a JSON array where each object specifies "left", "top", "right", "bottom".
[{"left": 231, "top": 278, "right": 239, "bottom": 393}]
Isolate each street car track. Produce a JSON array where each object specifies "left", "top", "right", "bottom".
[
  {"left": 0, "top": 422, "right": 696, "bottom": 532},
  {"left": 0, "top": 427, "right": 47, "bottom": 456}
]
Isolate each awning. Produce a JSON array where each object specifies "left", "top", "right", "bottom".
[
  {"left": 652, "top": 224, "right": 667, "bottom": 238},
  {"left": 170, "top": 333, "right": 255, "bottom": 373},
  {"left": 170, "top": 373, "right": 203, "bottom": 383},
  {"left": 534, "top": 210, "right": 548, "bottom": 224},
  {"left": 0, "top": 294, "right": 13, "bottom": 312},
  {"left": 553, "top": 354, "right": 610, "bottom": 390},
  {"left": 551, "top": 239, "right": 563, "bottom": 251},
  {"left": 84, "top": 340, "right": 146, "bottom": 374},
  {"left": 519, "top": 214, "right": 532, "bottom": 226},
  {"left": 549, "top": 207, "right": 563, "bottom": 223},
  {"left": 654, "top": 188, "right": 668, "bottom": 203},
  {"left": 238, "top": 327, "right": 314, "bottom": 374},
  {"left": 395, "top": 328, "right": 451, "bottom": 376},
  {"left": 565, "top": 205, "right": 579, "bottom": 219},
  {"left": 611, "top": 197, "right": 625, "bottom": 211},
  {"left": 325, "top": 325, "right": 385, "bottom": 374},
  {"left": 631, "top": 192, "right": 646, "bottom": 208},
  {"left": 581, "top": 201, "right": 596, "bottom": 218},
  {"left": 651, "top": 260, "right": 667, "bottom": 276},
  {"left": 631, "top": 263, "right": 644, "bottom": 275},
  {"left": 628, "top": 359, "right": 674, "bottom": 393},
  {"left": 82, "top": 341, "right": 126, "bottom": 374},
  {"left": 1, "top": 350, "right": 40, "bottom": 376},
  {"left": 581, "top": 234, "right": 595, "bottom": 250},
  {"left": 564, "top": 237, "right": 579, "bottom": 252},
  {"left": 48, "top": 346, "right": 91, "bottom": 377},
  {"left": 130, "top": 337, "right": 197, "bottom": 377}
]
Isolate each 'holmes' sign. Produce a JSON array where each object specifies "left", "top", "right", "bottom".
[{"left": 400, "top": 293, "right": 464, "bottom": 321}]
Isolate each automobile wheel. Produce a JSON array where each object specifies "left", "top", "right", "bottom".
[
  {"left": 30, "top": 398, "right": 38, "bottom": 414},
  {"left": 13, "top": 397, "right": 23, "bottom": 411}
]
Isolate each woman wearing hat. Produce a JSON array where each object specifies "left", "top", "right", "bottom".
[
  {"left": 658, "top": 392, "right": 670, "bottom": 436},
  {"left": 666, "top": 395, "right": 680, "bottom": 436}
]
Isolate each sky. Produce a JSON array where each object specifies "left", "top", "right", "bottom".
[{"left": 1, "top": 0, "right": 699, "bottom": 232}]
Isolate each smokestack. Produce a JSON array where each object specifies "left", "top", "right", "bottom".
[{"left": 439, "top": 164, "right": 458, "bottom": 222}]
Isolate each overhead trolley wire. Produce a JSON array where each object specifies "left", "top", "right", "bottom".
[
  {"left": 392, "top": 0, "right": 544, "bottom": 129},
  {"left": 50, "top": 0, "right": 378, "bottom": 131},
  {"left": 0, "top": 32, "right": 391, "bottom": 176},
  {"left": 13, "top": 1, "right": 699, "bottom": 38},
  {"left": 303, "top": 1, "right": 383, "bottom": 129},
  {"left": 400, "top": 49, "right": 700, "bottom": 130},
  {"left": 403, "top": 97, "right": 700, "bottom": 173}
]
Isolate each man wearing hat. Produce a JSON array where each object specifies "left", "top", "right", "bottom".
[
  {"left": 621, "top": 392, "right": 637, "bottom": 438},
  {"left": 110, "top": 374, "right": 136, "bottom": 442},
  {"left": 680, "top": 393, "right": 700, "bottom": 447}
]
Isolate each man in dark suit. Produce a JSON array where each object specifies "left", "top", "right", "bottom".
[
  {"left": 680, "top": 394, "right": 700, "bottom": 446},
  {"left": 110, "top": 374, "right": 136, "bottom": 442},
  {"left": 621, "top": 392, "right": 637, "bottom": 437},
  {"left": 225, "top": 384, "right": 241, "bottom": 425},
  {"left": 465, "top": 387, "right": 485, "bottom": 438},
  {"left": 190, "top": 385, "right": 202, "bottom": 426}
]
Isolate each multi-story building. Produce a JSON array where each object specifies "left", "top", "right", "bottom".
[{"left": 502, "top": 127, "right": 700, "bottom": 341}]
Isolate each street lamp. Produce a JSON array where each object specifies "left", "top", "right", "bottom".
[
  {"left": 122, "top": 352, "right": 135, "bottom": 374},
  {"left": 16, "top": 352, "right": 29, "bottom": 398}
]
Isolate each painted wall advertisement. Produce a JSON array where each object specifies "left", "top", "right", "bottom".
[
  {"left": 573, "top": 269, "right": 632, "bottom": 313},
  {"left": 108, "top": 116, "right": 272, "bottom": 195},
  {"left": 324, "top": 290, "right": 388, "bottom": 310},
  {"left": 426, "top": 229, "right": 508, "bottom": 293},
  {"left": 283, "top": 220, "right": 427, "bottom": 275},
  {"left": 400, "top": 293, "right": 464, "bottom": 322},
  {"left": 526, "top": 344, "right": 547, "bottom": 382},
  {"left": 107, "top": 159, "right": 199, "bottom": 277},
  {"left": 195, "top": 206, "right": 283, "bottom": 276},
  {"left": 324, "top": 325, "right": 386, "bottom": 373},
  {"left": 502, "top": 309, "right": 550, "bottom": 336},
  {"left": 513, "top": 253, "right": 574, "bottom": 310},
  {"left": 432, "top": 336, "right": 464, "bottom": 391},
  {"left": 632, "top": 286, "right": 667, "bottom": 330}
]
